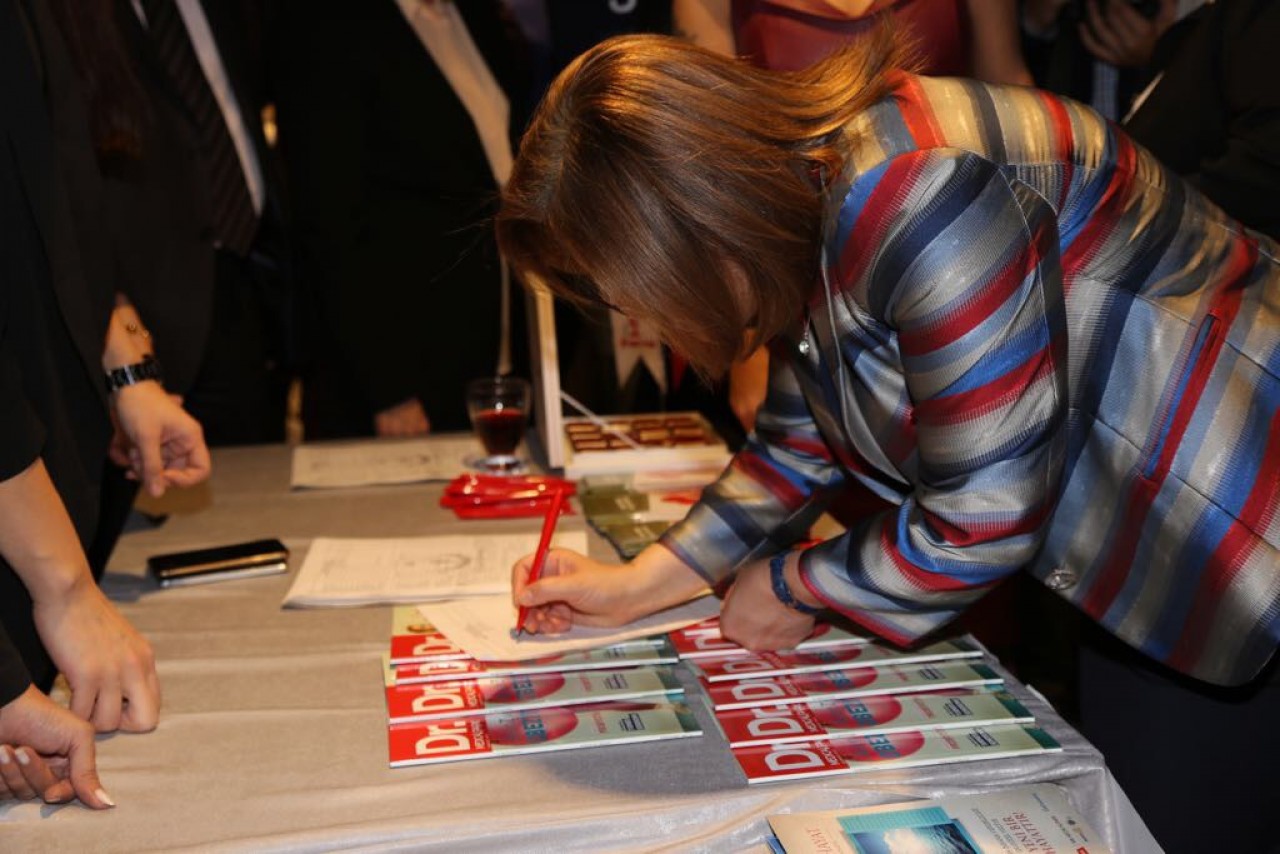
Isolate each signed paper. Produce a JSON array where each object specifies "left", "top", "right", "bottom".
[
  {"left": 416, "top": 592, "right": 720, "bottom": 661},
  {"left": 283, "top": 531, "right": 588, "bottom": 608},
  {"left": 290, "top": 437, "right": 481, "bottom": 489}
]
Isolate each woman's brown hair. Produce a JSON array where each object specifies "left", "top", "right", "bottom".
[{"left": 497, "top": 30, "right": 909, "bottom": 378}]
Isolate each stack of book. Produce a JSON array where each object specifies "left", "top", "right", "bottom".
[
  {"left": 383, "top": 607, "right": 702, "bottom": 767},
  {"left": 668, "top": 619, "right": 1062, "bottom": 784}
]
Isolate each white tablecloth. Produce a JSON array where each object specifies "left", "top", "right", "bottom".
[{"left": 0, "top": 443, "right": 1161, "bottom": 852}]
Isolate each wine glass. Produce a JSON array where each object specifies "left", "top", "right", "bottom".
[{"left": 465, "top": 376, "right": 531, "bottom": 472}]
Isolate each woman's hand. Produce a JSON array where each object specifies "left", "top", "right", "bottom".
[
  {"left": 719, "top": 554, "right": 817, "bottom": 651},
  {"left": 33, "top": 578, "right": 159, "bottom": 733},
  {"left": 0, "top": 686, "right": 113, "bottom": 808},
  {"left": 512, "top": 545, "right": 708, "bottom": 635},
  {"left": 111, "top": 381, "right": 211, "bottom": 497}
]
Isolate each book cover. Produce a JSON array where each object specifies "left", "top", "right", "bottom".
[
  {"left": 733, "top": 725, "right": 1062, "bottom": 784},
  {"left": 669, "top": 618, "right": 871, "bottom": 660},
  {"left": 714, "top": 691, "right": 1034, "bottom": 748},
  {"left": 562, "top": 413, "right": 731, "bottom": 478},
  {"left": 705, "top": 662, "right": 1005, "bottom": 711},
  {"left": 389, "top": 639, "right": 680, "bottom": 685},
  {"left": 692, "top": 639, "right": 982, "bottom": 683},
  {"left": 388, "top": 700, "right": 702, "bottom": 767},
  {"left": 385, "top": 666, "right": 684, "bottom": 723},
  {"left": 767, "top": 784, "right": 1110, "bottom": 853},
  {"left": 387, "top": 606, "right": 470, "bottom": 664}
]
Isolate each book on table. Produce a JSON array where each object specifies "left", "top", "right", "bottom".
[
  {"left": 385, "top": 638, "right": 679, "bottom": 685},
  {"left": 732, "top": 724, "right": 1062, "bottom": 784},
  {"left": 766, "top": 783, "right": 1110, "bottom": 853},
  {"left": 691, "top": 639, "right": 983, "bottom": 683},
  {"left": 385, "top": 666, "right": 684, "bottom": 724},
  {"left": 669, "top": 617, "right": 871, "bottom": 660},
  {"left": 713, "top": 690, "right": 1033, "bottom": 748},
  {"left": 705, "top": 661, "right": 1005, "bottom": 711},
  {"left": 388, "top": 700, "right": 702, "bottom": 767}
]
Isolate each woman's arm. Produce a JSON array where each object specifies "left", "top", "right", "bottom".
[
  {"left": 673, "top": 0, "right": 735, "bottom": 55},
  {"left": 722, "top": 148, "right": 1069, "bottom": 648},
  {"left": 966, "top": 0, "right": 1034, "bottom": 85},
  {"left": 0, "top": 460, "right": 159, "bottom": 732}
]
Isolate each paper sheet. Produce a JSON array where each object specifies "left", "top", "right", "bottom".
[
  {"left": 416, "top": 592, "right": 720, "bottom": 661},
  {"left": 290, "top": 437, "right": 482, "bottom": 489},
  {"left": 283, "top": 531, "right": 588, "bottom": 608}
]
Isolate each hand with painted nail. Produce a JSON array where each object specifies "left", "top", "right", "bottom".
[{"left": 0, "top": 685, "right": 114, "bottom": 809}]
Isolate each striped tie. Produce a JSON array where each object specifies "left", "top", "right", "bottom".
[{"left": 140, "top": 0, "right": 258, "bottom": 255}]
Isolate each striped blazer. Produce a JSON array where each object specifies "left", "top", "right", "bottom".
[{"left": 661, "top": 73, "right": 1280, "bottom": 687}]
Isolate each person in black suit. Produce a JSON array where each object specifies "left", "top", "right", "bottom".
[
  {"left": 47, "top": 0, "right": 294, "bottom": 576},
  {"left": 0, "top": 0, "right": 210, "bottom": 808},
  {"left": 273, "top": 0, "right": 528, "bottom": 438},
  {"left": 92, "top": 0, "right": 292, "bottom": 447},
  {"left": 1124, "top": 0, "right": 1280, "bottom": 240}
]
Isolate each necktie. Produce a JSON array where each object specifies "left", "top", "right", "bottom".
[{"left": 139, "top": 0, "right": 258, "bottom": 255}]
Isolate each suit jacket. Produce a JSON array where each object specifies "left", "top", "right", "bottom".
[
  {"left": 663, "top": 74, "right": 1280, "bottom": 688},
  {"left": 273, "top": 1, "right": 526, "bottom": 432},
  {"left": 1125, "top": 0, "right": 1280, "bottom": 241},
  {"left": 0, "top": 0, "right": 114, "bottom": 702},
  {"left": 108, "top": 0, "right": 285, "bottom": 395}
]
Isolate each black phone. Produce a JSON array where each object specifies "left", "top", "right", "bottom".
[{"left": 148, "top": 538, "right": 289, "bottom": 588}]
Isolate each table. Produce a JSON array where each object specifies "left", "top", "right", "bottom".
[{"left": 0, "top": 442, "right": 1161, "bottom": 852}]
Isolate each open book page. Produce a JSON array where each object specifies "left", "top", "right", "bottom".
[
  {"left": 417, "top": 591, "right": 719, "bottom": 661},
  {"left": 283, "top": 531, "right": 587, "bottom": 607}
]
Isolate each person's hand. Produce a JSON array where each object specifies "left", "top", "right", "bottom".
[
  {"left": 512, "top": 546, "right": 709, "bottom": 634},
  {"left": 375, "top": 397, "right": 430, "bottom": 437},
  {"left": 718, "top": 554, "right": 817, "bottom": 651},
  {"left": 512, "top": 549, "right": 654, "bottom": 634},
  {"left": 728, "top": 347, "right": 770, "bottom": 432},
  {"left": 33, "top": 577, "right": 160, "bottom": 733},
  {"left": 0, "top": 686, "right": 113, "bottom": 808},
  {"left": 1078, "top": 0, "right": 1177, "bottom": 67},
  {"left": 111, "top": 381, "right": 211, "bottom": 497}
]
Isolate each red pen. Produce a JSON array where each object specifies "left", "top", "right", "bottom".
[{"left": 514, "top": 486, "right": 566, "bottom": 637}]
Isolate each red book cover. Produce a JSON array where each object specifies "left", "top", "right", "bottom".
[
  {"left": 387, "top": 701, "right": 702, "bottom": 767},
  {"left": 703, "top": 661, "right": 1004, "bottom": 710},
  {"left": 390, "top": 640, "right": 679, "bottom": 685},
  {"left": 732, "top": 725, "right": 1062, "bottom": 784},
  {"left": 692, "top": 639, "right": 981, "bottom": 683},
  {"left": 384, "top": 666, "right": 683, "bottom": 723},
  {"left": 667, "top": 618, "right": 870, "bottom": 660},
  {"left": 713, "top": 691, "right": 1034, "bottom": 747}
]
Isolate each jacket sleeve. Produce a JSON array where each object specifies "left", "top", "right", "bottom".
[
  {"left": 658, "top": 344, "right": 848, "bottom": 584},
  {"left": 797, "top": 149, "right": 1069, "bottom": 644}
]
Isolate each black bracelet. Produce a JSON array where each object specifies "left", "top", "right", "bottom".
[
  {"left": 105, "top": 354, "right": 163, "bottom": 394},
  {"left": 769, "top": 552, "right": 823, "bottom": 615}
]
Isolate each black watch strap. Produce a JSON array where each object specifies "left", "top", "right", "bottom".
[{"left": 105, "top": 354, "right": 163, "bottom": 393}]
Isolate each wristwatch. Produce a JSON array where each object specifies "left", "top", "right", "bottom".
[
  {"left": 769, "top": 552, "right": 823, "bottom": 616},
  {"left": 105, "top": 354, "right": 163, "bottom": 393}
]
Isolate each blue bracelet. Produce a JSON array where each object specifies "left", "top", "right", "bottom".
[{"left": 769, "top": 552, "right": 823, "bottom": 615}]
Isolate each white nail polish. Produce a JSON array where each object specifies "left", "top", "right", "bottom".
[
  {"left": 14, "top": 748, "right": 29, "bottom": 766},
  {"left": 0, "top": 748, "right": 9, "bottom": 765},
  {"left": 95, "top": 788, "right": 116, "bottom": 807}
]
